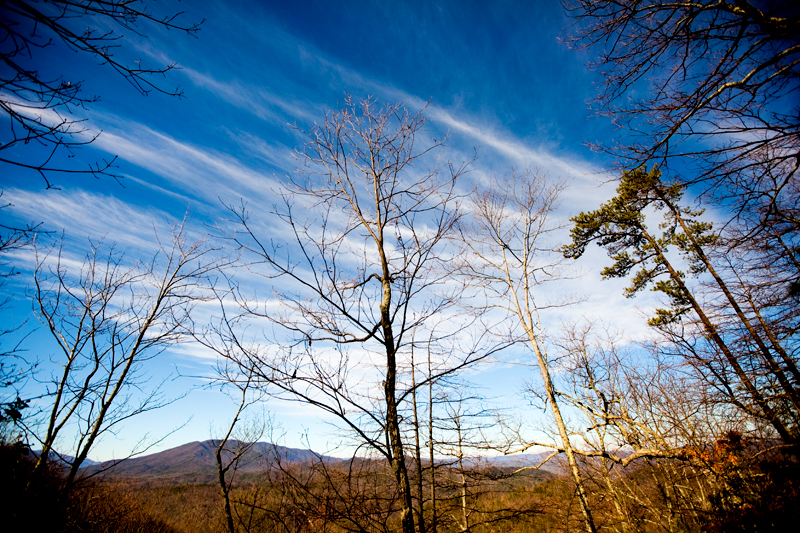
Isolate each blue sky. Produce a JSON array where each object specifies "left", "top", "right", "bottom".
[{"left": 1, "top": 1, "right": 657, "bottom": 460}]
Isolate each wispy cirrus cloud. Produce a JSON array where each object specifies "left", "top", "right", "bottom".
[
  {"left": 3, "top": 187, "right": 180, "bottom": 253},
  {"left": 90, "top": 118, "right": 283, "bottom": 205},
  {"left": 182, "top": 68, "right": 320, "bottom": 127},
  {"left": 284, "top": 51, "right": 602, "bottom": 182}
]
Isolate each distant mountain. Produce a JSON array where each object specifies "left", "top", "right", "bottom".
[
  {"left": 463, "top": 452, "right": 563, "bottom": 473},
  {"left": 81, "top": 440, "right": 563, "bottom": 484},
  {"left": 31, "top": 450, "right": 99, "bottom": 467},
  {"left": 86, "top": 440, "right": 337, "bottom": 483}
]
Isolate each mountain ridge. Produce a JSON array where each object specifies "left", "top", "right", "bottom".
[
  {"left": 84, "top": 440, "right": 337, "bottom": 483},
  {"left": 81, "top": 440, "right": 561, "bottom": 483}
]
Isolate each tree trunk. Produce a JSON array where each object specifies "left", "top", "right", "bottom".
[
  {"left": 411, "top": 347, "right": 427, "bottom": 533},
  {"left": 639, "top": 226, "right": 793, "bottom": 441},
  {"left": 381, "top": 273, "right": 415, "bottom": 533},
  {"left": 428, "top": 351, "right": 437, "bottom": 533},
  {"left": 528, "top": 334, "right": 598, "bottom": 533}
]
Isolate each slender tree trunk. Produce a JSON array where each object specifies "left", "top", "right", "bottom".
[
  {"left": 32, "top": 344, "right": 90, "bottom": 479},
  {"left": 527, "top": 334, "right": 598, "bottom": 533},
  {"left": 428, "top": 351, "right": 437, "bottom": 533},
  {"left": 64, "top": 330, "right": 145, "bottom": 490},
  {"left": 217, "top": 444, "right": 237, "bottom": 533},
  {"left": 215, "top": 378, "right": 251, "bottom": 533},
  {"left": 411, "top": 347, "right": 427, "bottom": 533},
  {"left": 456, "top": 423, "right": 468, "bottom": 532},
  {"left": 601, "top": 458, "right": 631, "bottom": 533},
  {"left": 663, "top": 198, "right": 800, "bottom": 414}
]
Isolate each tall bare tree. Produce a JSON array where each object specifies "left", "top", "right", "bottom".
[
  {"left": 213, "top": 369, "right": 264, "bottom": 533},
  {"left": 211, "top": 98, "right": 478, "bottom": 533},
  {"left": 455, "top": 169, "right": 598, "bottom": 533},
  {"left": 29, "top": 224, "right": 220, "bottom": 489}
]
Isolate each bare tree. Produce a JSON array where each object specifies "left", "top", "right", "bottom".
[
  {"left": 554, "top": 319, "right": 800, "bottom": 532},
  {"left": 454, "top": 169, "right": 598, "bottom": 533},
  {"left": 565, "top": 0, "right": 799, "bottom": 217},
  {"left": 1, "top": 0, "right": 202, "bottom": 187},
  {"left": 28, "top": 224, "right": 221, "bottom": 490},
  {"left": 407, "top": 333, "right": 430, "bottom": 533},
  {"left": 435, "top": 390, "right": 495, "bottom": 532},
  {"left": 211, "top": 362, "right": 270, "bottom": 533},
  {"left": 211, "top": 98, "right": 480, "bottom": 533}
]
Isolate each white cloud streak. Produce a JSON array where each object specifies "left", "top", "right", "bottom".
[
  {"left": 92, "top": 122, "right": 281, "bottom": 205},
  {"left": 3, "top": 187, "right": 178, "bottom": 255},
  {"left": 182, "top": 68, "right": 320, "bottom": 126}
]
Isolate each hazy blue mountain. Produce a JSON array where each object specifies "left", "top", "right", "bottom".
[{"left": 85, "top": 440, "right": 337, "bottom": 483}]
